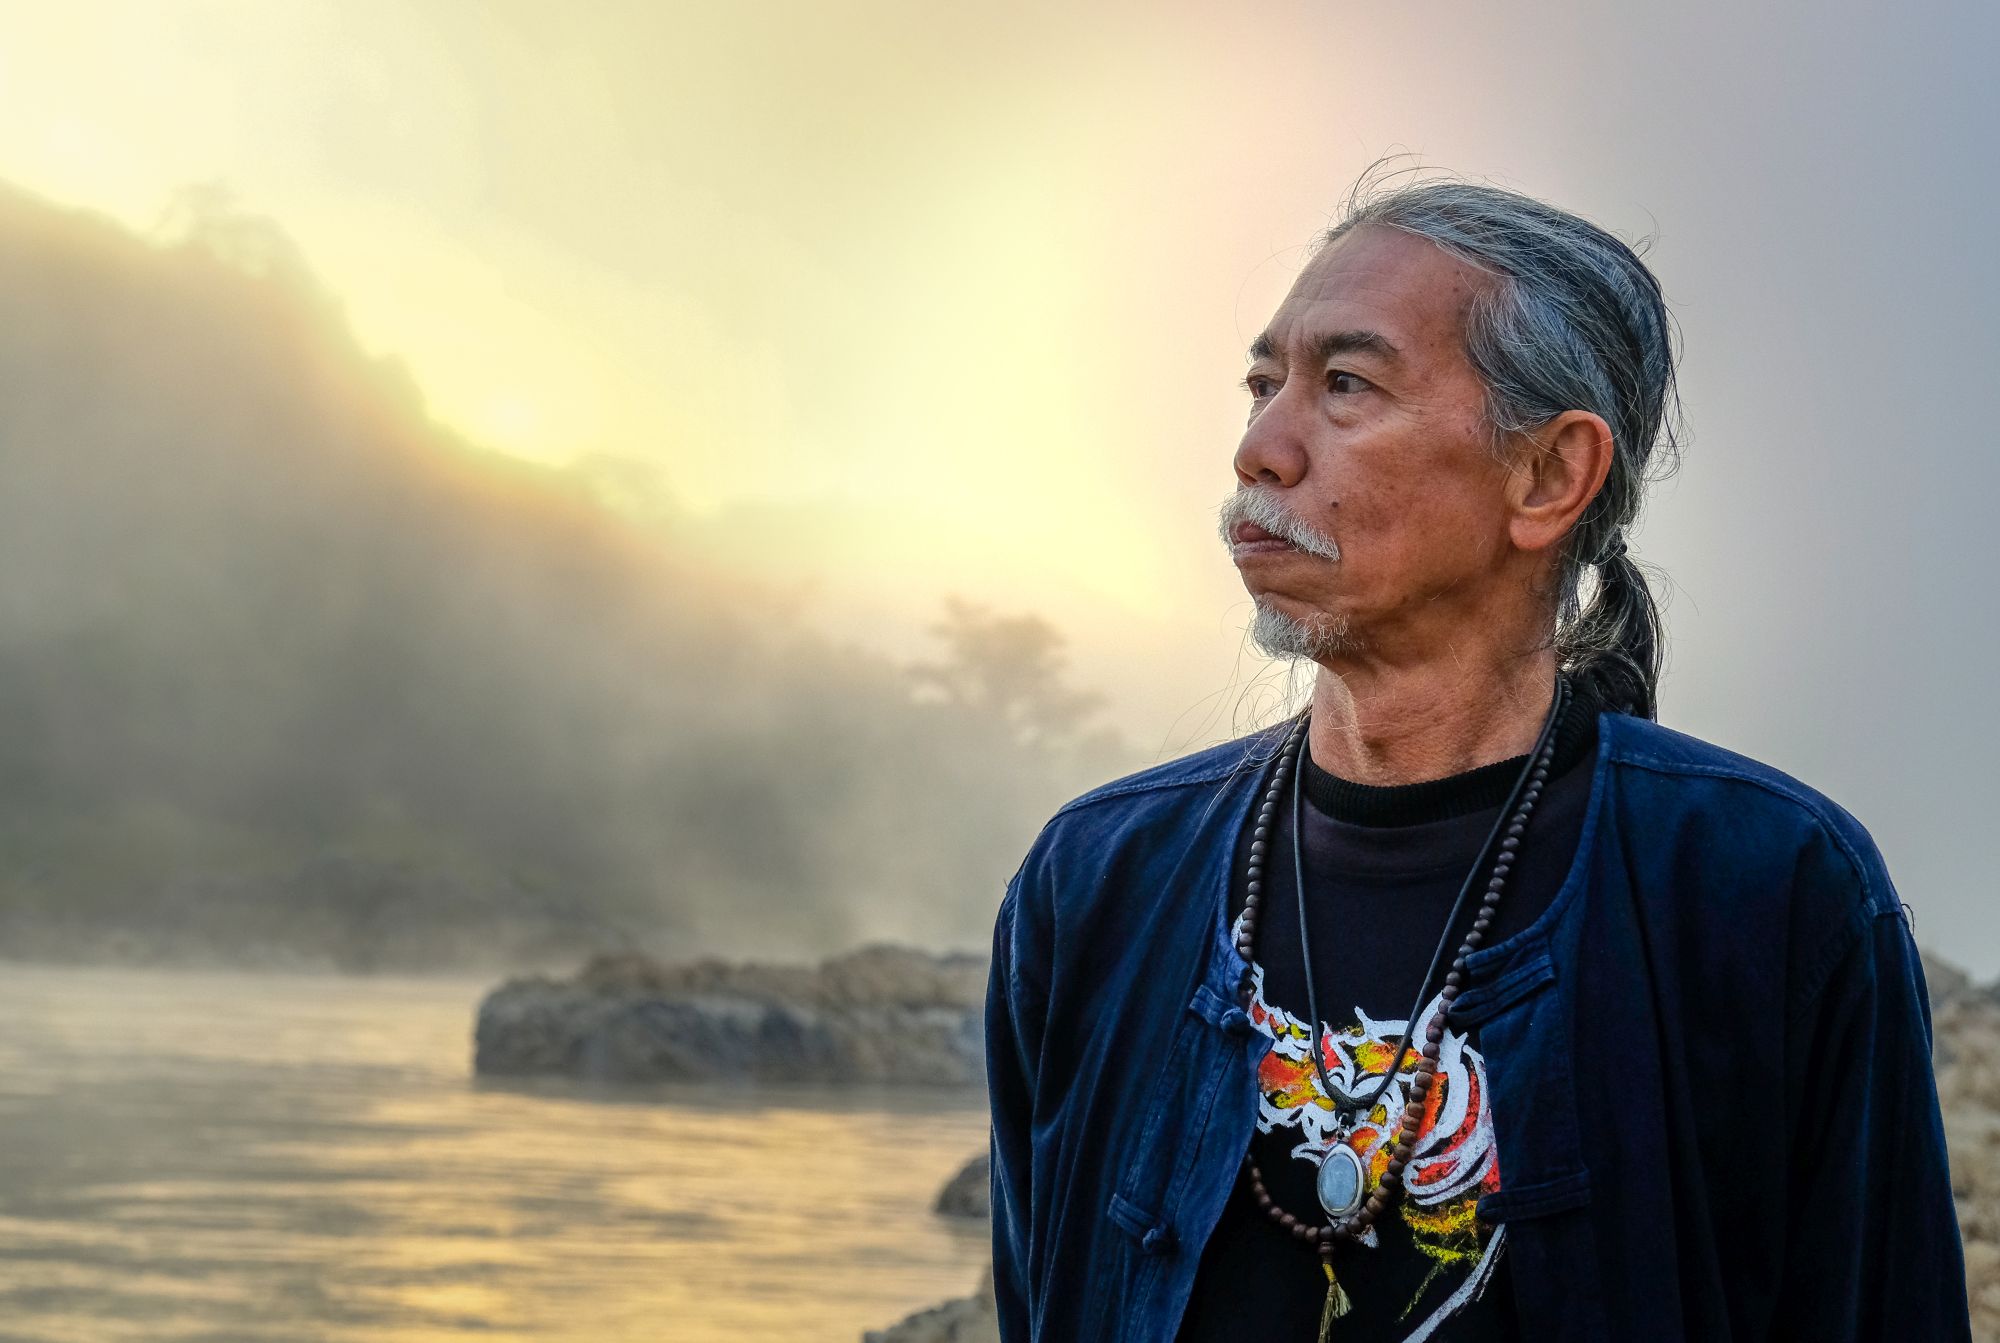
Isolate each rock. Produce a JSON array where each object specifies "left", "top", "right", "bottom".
[
  {"left": 473, "top": 943, "right": 986, "bottom": 1087},
  {"left": 934, "top": 1154, "right": 990, "bottom": 1220},
  {"left": 1932, "top": 964, "right": 2000, "bottom": 1343},
  {"left": 857, "top": 1157, "right": 998, "bottom": 1340},
  {"left": 818, "top": 944, "right": 989, "bottom": 1010},
  {"left": 1927, "top": 951, "right": 1975, "bottom": 1009},
  {"left": 863, "top": 1267, "right": 998, "bottom": 1343},
  {"left": 474, "top": 978, "right": 624, "bottom": 1075},
  {"left": 562, "top": 944, "right": 987, "bottom": 1010}
]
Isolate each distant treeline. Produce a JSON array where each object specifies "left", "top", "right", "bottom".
[{"left": 0, "top": 182, "right": 1128, "bottom": 972}]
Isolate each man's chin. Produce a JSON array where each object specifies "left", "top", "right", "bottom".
[{"left": 1248, "top": 602, "right": 1363, "bottom": 661}]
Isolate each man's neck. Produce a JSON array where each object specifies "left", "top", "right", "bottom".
[{"left": 1305, "top": 651, "right": 1561, "bottom": 787}]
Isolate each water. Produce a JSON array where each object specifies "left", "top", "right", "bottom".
[{"left": 0, "top": 964, "right": 991, "bottom": 1342}]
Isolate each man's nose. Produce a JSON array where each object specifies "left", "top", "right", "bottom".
[{"left": 1232, "top": 397, "right": 1309, "bottom": 489}]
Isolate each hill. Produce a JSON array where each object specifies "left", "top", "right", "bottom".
[{"left": 0, "top": 181, "right": 1118, "bottom": 970}]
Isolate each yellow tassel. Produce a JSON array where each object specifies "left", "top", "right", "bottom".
[{"left": 1317, "top": 1259, "right": 1352, "bottom": 1342}]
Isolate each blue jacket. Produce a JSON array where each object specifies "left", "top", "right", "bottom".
[{"left": 985, "top": 710, "right": 1970, "bottom": 1341}]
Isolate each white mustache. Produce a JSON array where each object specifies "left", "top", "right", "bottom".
[{"left": 1217, "top": 487, "right": 1341, "bottom": 562}]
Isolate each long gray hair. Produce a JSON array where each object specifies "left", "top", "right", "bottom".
[{"left": 1320, "top": 174, "right": 1682, "bottom": 720}]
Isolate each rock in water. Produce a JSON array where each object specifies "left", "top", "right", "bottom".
[
  {"left": 863, "top": 1268, "right": 998, "bottom": 1343},
  {"left": 473, "top": 943, "right": 987, "bottom": 1088},
  {"left": 934, "top": 1154, "right": 990, "bottom": 1220}
]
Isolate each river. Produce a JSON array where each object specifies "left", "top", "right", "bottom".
[{"left": 0, "top": 964, "right": 991, "bottom": 1342}]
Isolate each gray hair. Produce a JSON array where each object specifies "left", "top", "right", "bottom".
[{"left": 1320, "top": 173, "right": 1682, "bottom": 719}]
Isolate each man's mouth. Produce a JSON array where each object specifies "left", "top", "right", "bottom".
[{"left": 1230, "top": 522, "right": 1297, "bottom": 552}]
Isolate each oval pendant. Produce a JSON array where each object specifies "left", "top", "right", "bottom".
[{"left": 1315, "top": 1141, "right": 1366, "bottom": 1220}]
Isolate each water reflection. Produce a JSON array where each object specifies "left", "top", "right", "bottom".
[{"left": 0, "top": 965, "right": 989, "bottom": 1341}]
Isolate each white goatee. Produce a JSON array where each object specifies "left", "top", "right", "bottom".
[{"left": 1218, "top": 487, "right": 1359, "bottom": 659}]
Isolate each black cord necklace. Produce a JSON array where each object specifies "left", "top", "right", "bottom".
[{"left": 1233, "top": 676, "right": 1570, "bottom": 1338}]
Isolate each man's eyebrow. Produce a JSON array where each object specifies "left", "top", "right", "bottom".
[{"left": 1246, "top": 328, "right": 1403, "bottom": 366}]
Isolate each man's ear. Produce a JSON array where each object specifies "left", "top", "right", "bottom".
[{"left": 1506, "top": 410, "right": 1615, "bottom": 554}]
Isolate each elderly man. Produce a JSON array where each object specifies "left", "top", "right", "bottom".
[{"left": 984, "top": 178, "right": 1970, "bottom": 1343}]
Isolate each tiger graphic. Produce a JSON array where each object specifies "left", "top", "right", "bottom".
[{"left": 1234, "top": 908, "right": 1509, "bottom": 1341}]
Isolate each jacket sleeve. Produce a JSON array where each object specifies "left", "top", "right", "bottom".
[
  {"left": 1776, "top": 895, "right": 1972, "bottom": 1341},
  {"left": 987, "top": 869, "right": 1049, "bottom": 1343}
]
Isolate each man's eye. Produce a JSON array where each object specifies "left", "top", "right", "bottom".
[
  {"left": 1241, "top": 374, "right": 1278, "bottom": 400},
  {"left": 1328, "top": 370, "right": 1371, "bottom": 395}
]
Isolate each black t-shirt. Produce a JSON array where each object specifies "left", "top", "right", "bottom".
[{"left": 1175, "top": 689, "right": 1602, "bottom": 1343}]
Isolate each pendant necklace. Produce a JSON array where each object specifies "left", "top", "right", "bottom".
[{"left": 1233, "top": 676, "right": 1569, "bottom": 1340}]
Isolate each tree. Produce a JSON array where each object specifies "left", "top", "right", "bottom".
[
  {"left": 152, "top": 181, "right": 319, "bottom": 292},
  {"left": 908, "top": 598, "right": 1106, "bottom": 752}
]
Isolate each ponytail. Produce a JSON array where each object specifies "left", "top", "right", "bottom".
[{"left": 1560, "top": 540, "right": 1663, "bottom": 721}]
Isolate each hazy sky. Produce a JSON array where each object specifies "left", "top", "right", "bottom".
[{"left": 3, "top": 0, "right": 1996, "bottom": 968}]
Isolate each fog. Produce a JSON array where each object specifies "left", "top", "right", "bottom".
[{"left": 0, "top": 182, "right": 1125, "bottom": 971}]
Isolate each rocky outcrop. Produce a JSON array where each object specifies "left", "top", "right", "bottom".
[
  {"left": 865, "top": 1157, "right": 996, "bottom": 1342},
  {"left": 473, "top": 943, "right": 987, "bottom": 1086},
  {"left": 1927, "top": 954, "right": 2000, "bottom": 1339},
  {"left": 863, "top": 1268, "right": 998, "bottom": 1343},
  {"left": 934, "top": 1154, "right": 989, "bottom": 1220}
]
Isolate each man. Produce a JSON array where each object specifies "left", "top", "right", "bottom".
[{"left": 984, "top": 177, "right": 1970, "bottom": 1342}]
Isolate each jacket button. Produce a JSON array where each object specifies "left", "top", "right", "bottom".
[
  {"left": 1142, "top": 1224, "right": 1177, "bottom": 1254},
  {"left": 1219, "top": 1007, "right": 1253, "bottom": 1038}
]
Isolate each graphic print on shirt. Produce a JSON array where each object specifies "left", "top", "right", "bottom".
[{"left": 1233, "top": 908, "right": 1507, "bottom": 1342}]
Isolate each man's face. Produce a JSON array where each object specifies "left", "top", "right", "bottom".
[{"left": 1223, "top": 224, "right": 1522, "bottom": 661}]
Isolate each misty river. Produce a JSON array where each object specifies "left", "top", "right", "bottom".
[{"left": 0, "top": 964, "right": 990, "bottom": 1342}]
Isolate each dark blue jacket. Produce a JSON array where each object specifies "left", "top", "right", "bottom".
[{"left": 986, "top": 710, "right": 1970, "bottom": 1341}]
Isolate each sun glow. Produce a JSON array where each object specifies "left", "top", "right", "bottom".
[{"left": 0, "top": 0, "right": 1461, "bottom": 737}]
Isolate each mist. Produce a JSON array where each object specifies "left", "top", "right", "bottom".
[{"left": 0, "top": 181, "right": 1126, "bottom": 972}]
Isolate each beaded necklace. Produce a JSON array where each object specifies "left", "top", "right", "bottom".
[{"left": 1233, "top": 677, "right": 1570, "bottom": 1341}]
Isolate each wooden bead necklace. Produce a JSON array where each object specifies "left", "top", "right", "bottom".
[{"left": 1233, "top": 677, "right": 1570, "bottom": 1339}]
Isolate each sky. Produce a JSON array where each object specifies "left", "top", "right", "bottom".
[{"left": 1, "top": 0, "right": 1996, "bottom": 968}]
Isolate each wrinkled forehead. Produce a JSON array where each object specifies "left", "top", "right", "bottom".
[{"left": 1254, "top": 224, "right": 1491, "bottom": 370}]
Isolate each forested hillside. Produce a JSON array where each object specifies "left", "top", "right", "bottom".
[{"left": 0, "top": 183, "right": 1124, "bottom": 970}]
